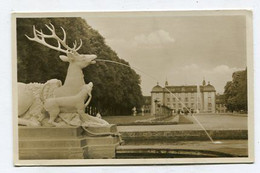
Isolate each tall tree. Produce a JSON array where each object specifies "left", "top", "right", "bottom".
[
  {"left": 224, "top": 69, "right": 247, "bottom": 112},
  {"left": 17, "top": 17, "right": 144, "bottom": 115}
]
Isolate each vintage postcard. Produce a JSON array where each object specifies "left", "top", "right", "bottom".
[{"left": 12, "top": 10, "right": 254, "bottom": 165}]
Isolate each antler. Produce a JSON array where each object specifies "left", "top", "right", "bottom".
[{"left": 25, "top": 23, "right": 82, "bottom": 54}]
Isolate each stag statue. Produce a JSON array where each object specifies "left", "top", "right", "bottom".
[
  {"left": 18, "top": 23, "right": 108, "bottom": 127},
  {"left": 25, "top": 23, "right": 97, "bottom": 97}
]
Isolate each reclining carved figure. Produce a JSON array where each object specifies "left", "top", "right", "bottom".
[
  {"left": 44, "top": 82, "right": 93, "bottom": 126},
  {"left": 18, "top": 79, "right": 62, "bottom": 126}
]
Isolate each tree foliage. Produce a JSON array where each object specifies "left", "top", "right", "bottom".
[
  {"left": 17, "top": 17, "right": 144, "bottom": 115},
  {"left": 224, "top": 69, "right": 247, "bottom": 112}
]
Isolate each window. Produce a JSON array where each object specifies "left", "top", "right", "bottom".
[
  {"left": 185, "top": 93, "right": 188, "bottom": 97},
  {"left": 178, "top": 103, "right": 182, "bottom": 108},
  {"left": 191, "top": 103, "right": 194, "bottom": 108},
  {"left": 185, "top": 98, "right": 188, "bottom": 102},
  {"left": 178, "top": 97, "right": 182, "bottom": 101},
  {"left": 190, "top": 97, "right": 194, "bottom": 102},
  {"left": 191, "top": 93, "right": 194, "bottom": 97},
  {"left": 172, "top": 98, "right": 176, "bottom": 102},
  {"left": 167, "top": 98, "right": 170, "bottom": 102},
  {"left": 173, "top": 103, "right": 176, "bottom": 108},
  {"left": 208, "top": 97, "right": 211, "bottom": 102},
  {"left": 208, "top": 103, "right": 212, "bottom": 107}
]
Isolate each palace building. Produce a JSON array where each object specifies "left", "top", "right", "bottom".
[{"left": 151, "top": 79, "right": 216, "bottom": 115}]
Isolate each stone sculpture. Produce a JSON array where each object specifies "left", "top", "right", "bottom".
[
  {"left": 18, "top": 23, "right": 108, "bottom": 127},
  {"left": 18, "top": 23, "right": 123, "bottom": 160},
  {"left": 25, "top": 23, "right": 97, "bottom": 99},
  {"left": 44, "top": 82, "right": 93, "bottom": 126},
  {"left": 18, "top": 79, "right": 62, "bottom": 126}
]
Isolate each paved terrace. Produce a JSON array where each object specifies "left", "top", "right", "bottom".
[{"left": 117, "top": 114, "right": 248, "bottom": 132}]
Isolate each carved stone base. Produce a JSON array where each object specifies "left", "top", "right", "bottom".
[{"left": 18, "top": 125, "right": 120, "bottom": 159}]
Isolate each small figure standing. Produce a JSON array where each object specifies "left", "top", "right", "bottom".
[
  {"left": 96, "top": 112, "right": 102, "bottom": 119},
  {"left": 132, "top": 107, "right": 137, "bottom": 116},
  {"left": 141, "top": 107, "right": 144, "bottom": 116}
]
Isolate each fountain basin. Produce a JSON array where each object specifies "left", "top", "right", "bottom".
[{"left": 116, "top": 140, "right": 248, "bottom": 158}]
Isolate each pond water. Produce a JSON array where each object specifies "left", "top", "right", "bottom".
[{"left": 116, "top": 139, "right": 248, "bottom": 158}]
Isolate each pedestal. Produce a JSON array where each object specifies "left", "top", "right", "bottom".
[{"left": 18, "top": 124, "right": 120, "bottom": 159}]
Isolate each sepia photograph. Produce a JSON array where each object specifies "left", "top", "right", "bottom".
[{"left": 12, "top": 10, "right": 254, "bottom": 165}]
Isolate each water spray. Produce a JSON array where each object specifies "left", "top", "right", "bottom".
[
  {"left": 163, "top": 87, "right": 222, "bottom": 144},
  {"left": 96, "top": 58, "right": 222, "bottom": 144},
  {"left": 95, "top": 59, "right": 158, "bottom": 81}
]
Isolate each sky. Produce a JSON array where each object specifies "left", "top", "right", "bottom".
[{"left": 84, "top": 13, "right": 247, "bottom": 96}]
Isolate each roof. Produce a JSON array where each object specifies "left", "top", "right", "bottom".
[
  {"left": 151, "top": 84, "right": 216, "bottom": 93},
  {"left": 203, "top": 83, "right": 216, "bottom": 92},
  {"left": 166, "top": 85, "right": 199, "bottom": 93},
  {"left": 151, "top": 84, "right": 163, "bottom": 92}
]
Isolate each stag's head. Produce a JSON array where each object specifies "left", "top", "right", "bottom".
[
  {"left": 25, "top": 23, "right": 97, "bottom": 69},
  {"left": 59, "top": 52, "right": 96, "bottom": 69}
]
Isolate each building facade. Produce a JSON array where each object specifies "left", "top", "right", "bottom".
[{"left": 151, "top": 79, "right": 216, "bottom": 115}]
